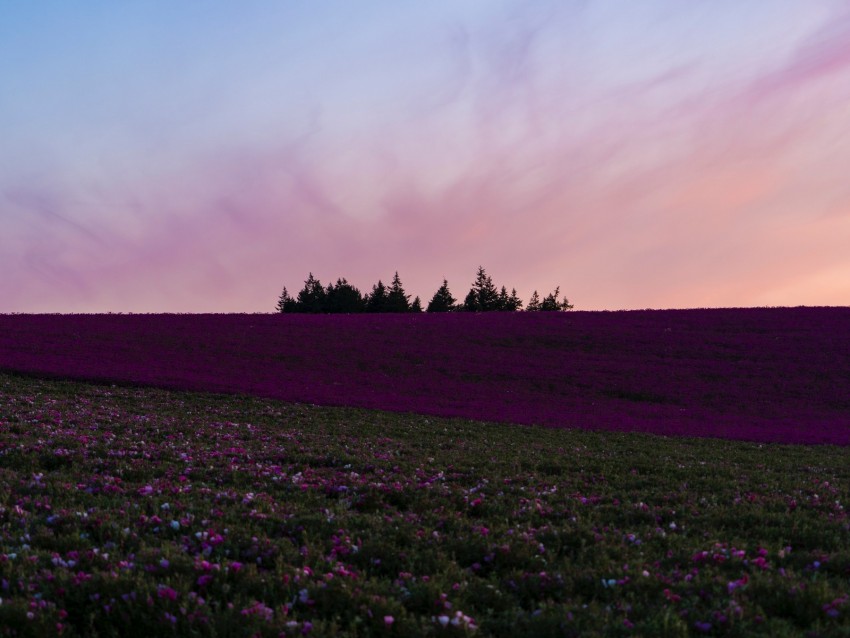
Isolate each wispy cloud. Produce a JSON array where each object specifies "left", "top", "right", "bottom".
[{"left": 1, "top": 2, "right": 848, "bottom": 311}]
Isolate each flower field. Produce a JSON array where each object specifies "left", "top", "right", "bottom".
[
  {"left": 2, "top": 309, "right": 850, "bottom": 635},
  {"left": 1, "top": 308, "right": 849, "bottom": 444},
  {"left": 2, "top": 371, "right": 850, "bottom": 637}
]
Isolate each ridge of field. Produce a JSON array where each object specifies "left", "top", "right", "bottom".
[
  {"left": 1, "top": 307, "right": 849, "bottom": 444},
  {"left": 2, "top": 371, "right": 850, "bottom": 636}
]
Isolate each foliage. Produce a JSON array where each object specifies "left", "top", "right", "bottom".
[
  {"left": 366, "top": 280, "right": 388, "bottom": 313},
  {"left": 279, "top": 268, "right": 570, "bottom": 313},
  {"left": 294, "top": 273, "right": 327, "bottom": 314},
  {"left": 2, "top": 371, "right": 850, "bottom": 636},
  {"left": 324, "top": 278, "right": 366, "bottom": 314},
  {"left": 461, "top": 267, "right": 501, "bottom": 312},
  {"left": 539, "top": 287, "right": 573, "bottom": 312},
  {"left": 385, "top": 272, "right": 411, "bottom": 313},
  {"left": 496, "top": 287, "right": 523, "bottom": 312},
  {"left": 427, "top": 280, "right": 457, "bottom": 313},
  {"left": 275, "top": 287, "right": 296, "bottom": 313}
]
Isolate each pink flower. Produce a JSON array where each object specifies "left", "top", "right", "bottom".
[
  {"left": 384, "top": 615, "right": 394, "bottom": 626},
  {"left": 241, "top": 601, "right": 273, "bottom": 622},
  {"left": 157, "top": 585, "right": 178, "bottom": 601}
]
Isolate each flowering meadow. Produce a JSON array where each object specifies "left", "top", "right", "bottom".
[
  {"left": 2, "top": 371, "right": 850, "bottom": 637},
  {"left": 1, "top": 308, "right": 849, "bottom": 444},
  {"left": 2, "top": 309, "right": 850, "bottom": 635}
]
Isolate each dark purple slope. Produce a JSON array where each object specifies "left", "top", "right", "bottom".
[{"left": 1, "top": 308, "right": 849, "bottom": 444}]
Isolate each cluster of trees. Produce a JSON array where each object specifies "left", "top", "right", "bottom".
[
  {"left": 276, "top": 272, "right": 422, "bottom": 314},
  {"left": 276, "top": 267, "right": 573, "bottom": 314}
]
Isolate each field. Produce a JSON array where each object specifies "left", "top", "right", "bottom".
[
  {"left": 2, "top": 308, "right": 850, "bottom": 443},
  {"left": 1, "top": 309, "right": 850, "bottom": 636}
]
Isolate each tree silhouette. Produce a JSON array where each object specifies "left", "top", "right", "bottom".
[
  {"left": 366, "top": 280, "right": 388, "bottom": 313},
  {"left": 324, "top": 278, "right": 365, "bottom": 313},
  {"left": 276, "top": 287, "right": 297, "bottom": 313},
  {"left": 540, "top": 286, "right": 574, "bottom": 311},
  {"left": 462, "top": 266, "right": 500, "bottom": 312},
  {"left": 507, "top": 288, "right": 523, "bottom": 311},
  {"left": 295, "top": 273, "right": 326, "bottom": 313},
  {"left": 277, "top": 271, "right": 573, "bottom": 313},
  {"left": 495, "top": 286, "right": 523, "bottom": 311},
  {"left": 427, "top": 279, "right": 457, "bottom": 312},
  {"left": 385, "top": 272, "right": 411, "bottom": 312}
]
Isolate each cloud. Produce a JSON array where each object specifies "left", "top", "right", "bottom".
[
  {"left": 3, "top": 187, "right": 106, "bottom": 246},
  {"left": 3, "top": 2, "right": 849, "bottom": 312},
  {"left": 742, "top": 5, "right": 850, "bottom": 108}
]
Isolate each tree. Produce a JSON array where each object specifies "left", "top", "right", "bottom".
[
  {"left": 276, "top": 287, "right": 297, "bottom": 313},
  {"left": 277, "top": 270, "right": 571, "bottom": 314},
  {"left": 366, "top": 280, "right": 388, "bottom": 313},
  {"left": 540, "top": 286, "right": 574, "bottom": 311},
  {"left": 462, "top": 266, "right": 500, "bottom": 312},
  {"left": 427, "top": 279, "right": 456, "bottom": 312},
  {"left": 324, "top": 278, "right": 365, "bottom": 313},
  {"left": 385, "top": 271, "right": 411, "bottom": 312},
  {"left": 461, "top": 289, "right": 478, "bottom": 312},
  {"left": 507, "top": 288, "right": 523, "bottom": 311},
  {"left": 496, "top": 286, "right": 510, "bottom": 311},
  {"left": 495, "top": 286, "right": 523, "bottom": 311},
  {"left": 295, "top": 273, "right": 326, "bottom": 313}
]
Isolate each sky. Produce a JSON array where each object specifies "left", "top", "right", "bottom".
[{"left": 2, "top": 1, "right": 850, "bottom": 312}]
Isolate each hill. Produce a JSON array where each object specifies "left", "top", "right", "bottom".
[{"left": 1, "top": 307, "right": 849, "bottom": 444}]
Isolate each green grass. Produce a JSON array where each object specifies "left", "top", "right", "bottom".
[{"left": 1, "top": 371, "right": 850, "bottom": 637}]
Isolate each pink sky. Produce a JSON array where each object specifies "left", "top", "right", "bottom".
[{"left": 2, "top": 1, "right": 849, "bottom": 312}]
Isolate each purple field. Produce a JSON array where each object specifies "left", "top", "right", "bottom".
[{"left": 1, "top": 307, "right": 849, "bottom": 445}]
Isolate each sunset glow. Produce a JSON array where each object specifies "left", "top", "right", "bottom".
[{"left": 2, "top": 1, "right": 849, "bottom": 312}]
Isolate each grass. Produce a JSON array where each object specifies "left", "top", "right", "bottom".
[{"left": 1, "top": 370, "right": 850, "bottom": 636}]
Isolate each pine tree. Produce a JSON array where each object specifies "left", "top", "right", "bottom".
[
  {"left": 276, "top": 287, "right": 297, "bottom": 313},
  {"left": 540, "top": 286, "right": 574, "bottom": 311},
  {"left": 461, "top": 289, "right": 478, "bottom": 312},
  {"left": 366, "top": 280, "right": 388, "bottom": 313},
  {"left": 462, "top": 266, "right": 500, "bottom": 312},
  {"left": 427, "top": 279, "right": 456, "bottom": 312},
  {"left": 410, "top": 296, "right": 423, "bottom": 312},
  {"left": 325, "top": 278, "right": 365, "bottom": 313},
  {"left": 295, "top": 273, "right": 326, "bottom": 313},
  {"left": 507, "top": 288, "right": 523, "bottom": 311},
  {"left": 385, "top": 271, "right": 411, "bottom": 312},
  {"left": 496, "top": 286, "right": 510, "bottom": 311},
  {"left": 495, "top": 285, "right": 523, "bottom": 311},
  {"left": 526, "top": 290, "right": 541, "bottom": 311}
]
